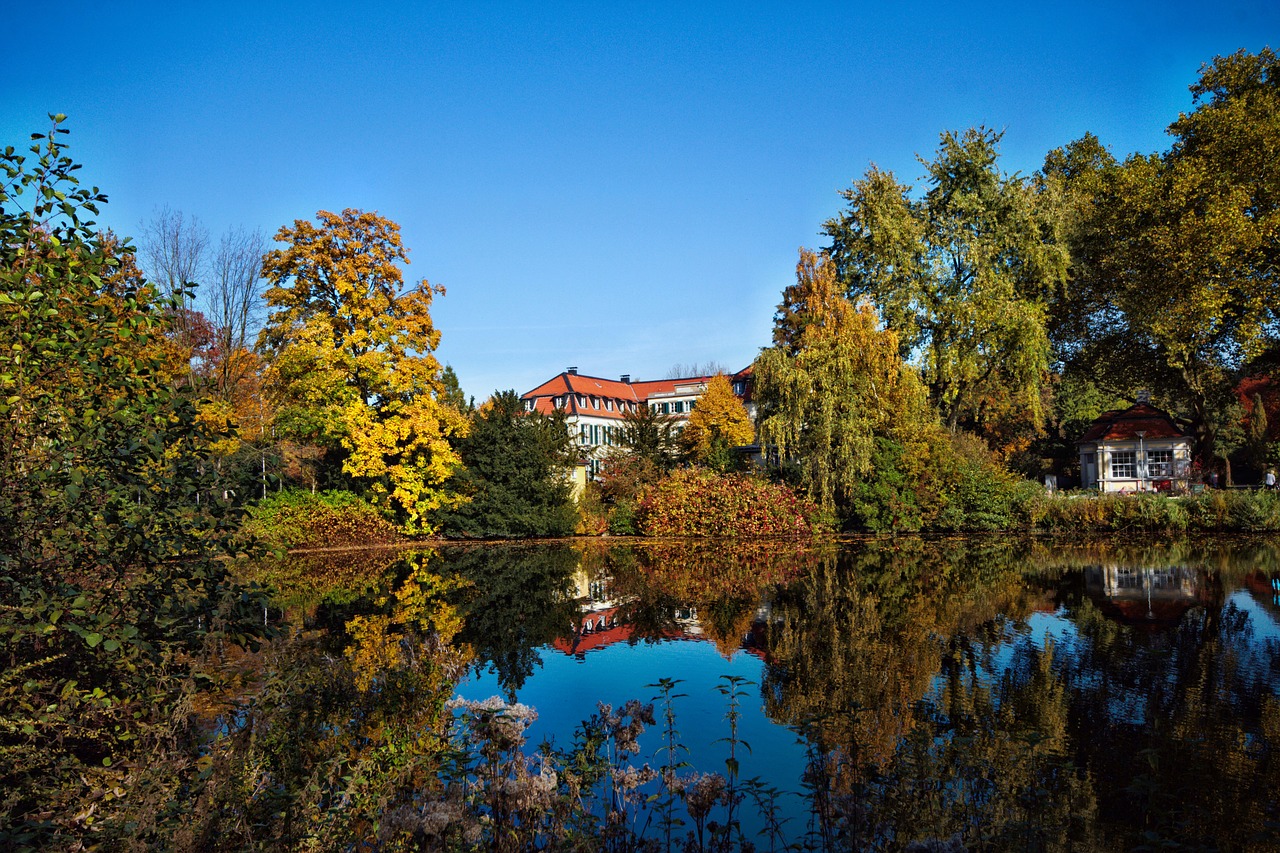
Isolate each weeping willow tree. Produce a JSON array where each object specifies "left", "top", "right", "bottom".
[{"left": 754, "top": 248, "right": 934, "bottom": 518}]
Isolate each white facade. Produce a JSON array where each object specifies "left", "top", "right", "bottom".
[{"left": 1078, "top": 438, "right": 1193, "bottom": 493}]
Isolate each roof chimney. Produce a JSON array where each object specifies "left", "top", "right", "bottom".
[
  {"left": 620, "top": 374, "right": 630, "bottom": 383},
  {"left": 1137, "top": 389, "right": 1151, "bottom": 404},
  {"left": 567, "top": 366, "right": 578, "bottom": 375}
]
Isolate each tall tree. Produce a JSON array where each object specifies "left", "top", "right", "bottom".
[
  {"left": 139, "top": 204, "right": 208, "bottom": 350},
  {"left": 1050, "top": 49, "right": 1280, "bottom": 458},
  {"left": 259, "top": 209, "right": 467, "bottom": 530},
  {"left": 824, "top": 128, "right": 1068, "bottom": 438},
  {"left": 205, "top": 225, "right": 266, "bottom": 399},
  {"left": 754, "top": 249, "right": 932, "bottom": 516},
  {"left": 679, "top": 373, "right": 755, "bottom": 469}
]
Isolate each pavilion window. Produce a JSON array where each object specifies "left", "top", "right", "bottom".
[{"left": 1111, "top": 450, "right": 1136, "bottom": 479}]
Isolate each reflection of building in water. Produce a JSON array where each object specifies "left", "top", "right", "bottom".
[
  {"left": 1084, "top": 564, "right": 1214, "bottom": 629},
  {"left": 553, "top": 567, "right": 768, "bottom": 658}
]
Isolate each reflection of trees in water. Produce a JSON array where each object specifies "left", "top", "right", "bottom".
[
  {"left": 758, "top": 538, "right": 1046, "bottom": 771},
  {"left": 227, "top": 537, "right": 1280, "bottom": 849},
  {"left": 592, "top": 540, "right": 827, "bottom": 658},
  {"left": 1053, "top": 585, "right": 1280, "bottom": 849},
  {"left": 756, "top": 537, "right": 1280, "bottom": 850},
  {"left": 439, "top": 544, "right": 582, "bottom": 697}
]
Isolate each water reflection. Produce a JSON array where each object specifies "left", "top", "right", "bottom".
[{"left": 245, "top": 538, "right": 1280, "bottom": 850}]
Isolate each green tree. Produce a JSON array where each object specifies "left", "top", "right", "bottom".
[
  {"left": 679, "top": 373, "right": 754, "bottom": 469},
  {"left": 0, "top": 118, "right": 265, "bottom": 846},
  {"left": 259, "top": 209, "right": 468, "bottom": 530},
  {"left": 437, "top": 390, "right": 577, "bottom": 538},
  {"left": 1049, "top": 50, "right": 1280, "bottom": 460},
  {"left": 754, "top": 249, "right": 934, "bottom": 519},
  {"left": 615, "top": 398, "right": 681, "bottom": 470},
  {"left": 824, "top": 128, "right": 1069, "bottom": 437}
]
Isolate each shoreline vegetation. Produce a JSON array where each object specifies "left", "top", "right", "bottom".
[{"left": 248, "top": 485, "right": 1280, "bottom": 553}]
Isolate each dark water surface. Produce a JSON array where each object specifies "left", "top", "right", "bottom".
[{"left": 270, "top": 537, "right": 1280, "bottom": 849}]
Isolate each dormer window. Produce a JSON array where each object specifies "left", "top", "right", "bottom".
[{"left": 592, "top": 397, "right": 600, "bottom": 409}]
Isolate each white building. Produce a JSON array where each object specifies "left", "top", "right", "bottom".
[
  {"left": 520, "top": 366, "right": 754, "bottom": 476},
  {"left": 1077, "top": 402, "right": 1193, "bottom": 492}
]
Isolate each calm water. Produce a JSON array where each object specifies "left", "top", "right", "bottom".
[{"left": 267, "top": 537, "right": 1280, "bottom": 850}]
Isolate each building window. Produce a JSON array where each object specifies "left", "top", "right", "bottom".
[
  {"left": 1111, "top": 450, "right": 1136, "bottom": 479},
  {"left": 605, "top": 399, "right": 613, "bottom": 411},
  {"left": 733, "top": 382, "right": 744, "bottom": 395},
  {"left": 673, "top": 401, "right": 684, "bottom": 414},
  {"left": 577, "top": 395, "right": 587, "bottom": 407},
  {"left": 592, "top": 397, "right": 600, "bottom": 409},
  {"left": 1148, "top": 449, "right": 1173, "bottom": 477},
  {"left": 661, "top": 402, "right": 670, "bottom": 414}
]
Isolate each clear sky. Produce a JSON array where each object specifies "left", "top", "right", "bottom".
[{"left": 4, "top": 2, "right": 1277, "bottom": 399}]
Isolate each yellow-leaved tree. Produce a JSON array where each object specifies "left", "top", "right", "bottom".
[
  {"left": 755, "top": 248, "right": 934, "bottom": 517},
  {"left": 679, "top": 373, "right": 755, "bottom": 469},
  {"left": 259, "top": 209, "right": 467, "bottom": 531}
]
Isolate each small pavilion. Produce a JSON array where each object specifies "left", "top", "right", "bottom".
[{"left": 1077, "top": 401, "right": 1193, "bottom": 492}]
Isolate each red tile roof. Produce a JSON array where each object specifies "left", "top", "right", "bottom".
[
  {"left": 521, "top": 367, "right": 754, "bottom": 421},
  {"left": 1077, "top": 403, "right": 1189, "bottom": 444}
]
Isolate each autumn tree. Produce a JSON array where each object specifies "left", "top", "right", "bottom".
[
  {"left": 679, "top": 373, "right": 754, "bottom": 469},
  {"left": 754, "top": 249, "right": 934, "bottom": 518},
  {"left": 823, "top": 128, "right": 1069, "bottom": 441},
  {"left": 259, "top": 209, "right": 467, "bottom": 530}
]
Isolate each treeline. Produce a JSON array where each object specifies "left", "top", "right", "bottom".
[{"left": 229, "top": 50, "right": 1280, "bottom": 539}]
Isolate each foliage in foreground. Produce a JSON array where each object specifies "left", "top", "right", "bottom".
[{"left": 0, "top": 118, "right": 267, "bottom": 848}]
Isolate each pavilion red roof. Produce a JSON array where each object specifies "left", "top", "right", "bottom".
[{"left": 1077, "top": 403, "right": 1189, "bottom": 444}]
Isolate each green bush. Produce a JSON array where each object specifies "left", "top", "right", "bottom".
[
  {"left": 847, "top": 438, "right": 924, "bottom": 533},
  {"left": 245, "top": 489, "right": 399, "bottom": 549},
  {"left": 637, "top": 469, "right": 827, "bottom": 537},
  {"left": 607, "top": 498, "right": 639, "bottom": 535}
]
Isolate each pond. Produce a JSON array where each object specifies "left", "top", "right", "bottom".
[{"left": 251, "top": 537, "right": 1280, "bottom": 850}]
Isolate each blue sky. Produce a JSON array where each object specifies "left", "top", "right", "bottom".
[{"left": 4, "top": 2, "right": 1277, "bottom": 399}]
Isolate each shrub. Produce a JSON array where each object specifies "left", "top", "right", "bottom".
[
  {"left": 1035, "top": 488, "right": 1280, "bottom": 533},
  {"left": 847, "top": 438, "right": 923, "bottom": 533},
  {"left": 245, "top": 489, "right": 399, "bottom": 549},
  {"left": 637, "top": 470, "right": 826, "bottom": 537}
]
